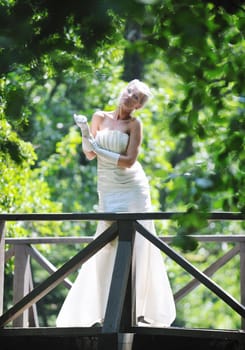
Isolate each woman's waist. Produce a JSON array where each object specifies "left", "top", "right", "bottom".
[
  {"left": 98, "top": 160, "right": 143, "bottom": 174},
  {"left": 97, "top": 162, "right": 149, "bottom": 188}
]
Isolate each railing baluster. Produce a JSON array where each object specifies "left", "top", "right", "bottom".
[
  {"left": 13, "top": 244, "right": 31, "bottom": 327},
  {"left": 28, "top": 271, "right": 39, "bottom": 327}
]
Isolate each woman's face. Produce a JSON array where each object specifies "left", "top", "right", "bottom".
[{"left": 119, "top": 83, "right": 144, "bottom": 110}]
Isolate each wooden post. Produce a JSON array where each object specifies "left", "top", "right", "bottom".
[
  {"left": 240, "top": 242, "right": 245, "bottom": 330},
  {"left": 13, "top": 244, "right": 31, "bottom": 327},
  {"left": 0, "top": 221, "right": 5, "bottom": 315},
  {"left": 99, "top": 220, "right": 135, "bottom": 350}
]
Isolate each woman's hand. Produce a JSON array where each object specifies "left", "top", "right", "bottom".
[
  {"left": 74, "top": 114, "right": 95, "bottom": 152},
  {"left": 74, "top": 114, "right": 90, "bottom": 138}
]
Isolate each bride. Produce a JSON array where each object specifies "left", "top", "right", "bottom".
[{"left": 56, "top": 79, "right": 176, "bottom": 327}]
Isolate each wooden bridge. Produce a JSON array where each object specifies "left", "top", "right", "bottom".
[{"left": 0, "top": 212, "right": 245, "bottom": 349}]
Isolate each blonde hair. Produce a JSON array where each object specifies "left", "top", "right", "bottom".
[{"left": 128, "top": 79, "right": 152, "bottom": 106}]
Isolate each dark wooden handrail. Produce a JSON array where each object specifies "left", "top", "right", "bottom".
[{"left": 0, "top": 211, "right": 244, "bottom": 221}]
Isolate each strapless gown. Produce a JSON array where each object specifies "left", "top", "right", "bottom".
[{"left": 56, "top": 129, "right": 176, "bottom": 327}]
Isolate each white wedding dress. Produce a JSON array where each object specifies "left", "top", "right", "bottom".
[{"left": 56, "top": 129, "right": 176, "bottom": 327}]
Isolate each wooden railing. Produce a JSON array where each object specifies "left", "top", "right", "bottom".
[{"left": 0, "top": 212, "right": 245, "bottom": 331}]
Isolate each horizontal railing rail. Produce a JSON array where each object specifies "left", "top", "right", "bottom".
[
  {"left": 0, "top": 211, "right": 244, "bottom": 221},
  {"left": 0, "top": 212, "right": 244, "bottom": 331}
]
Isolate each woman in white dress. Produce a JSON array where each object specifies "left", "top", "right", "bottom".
[{"left": 56, "top": 79, "right": 176, "bottom": 327}]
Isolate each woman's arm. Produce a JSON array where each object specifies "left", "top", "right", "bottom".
[
  {"left": 85, "top": 112, "right": 143, "bottom": 168},
  {"left": 117, "top": 119, "right": 142, "bottom": 168},
  {"left": 81, "top": 112, "right": 104, "bottom": 161}
]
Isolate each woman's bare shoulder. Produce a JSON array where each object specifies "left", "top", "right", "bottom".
[
  {"left": 91, "top": 110, "right": 110, "bottom": 132},
  {"left": 92, "top": 110, "right": 105, "bottom": 118},
  {"left": 130, "top": 117, "right": 142, "bottom": 131}
]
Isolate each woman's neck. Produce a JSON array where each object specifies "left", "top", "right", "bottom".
[{"left": 114, "top": 106, "right": 132, "bottom": 120}]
